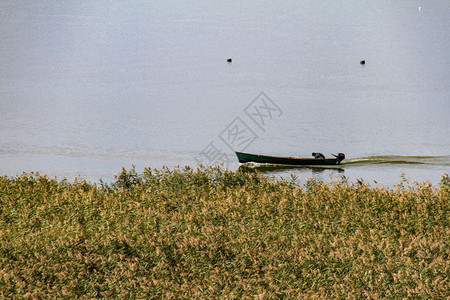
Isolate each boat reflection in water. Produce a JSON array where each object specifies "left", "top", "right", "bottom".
[{"left": 238, "top": 163, "right": 345, "bottom": 175}]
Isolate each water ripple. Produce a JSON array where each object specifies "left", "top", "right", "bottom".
[{"left": 343, "top": 155, "right": 450, "bottom": 166}]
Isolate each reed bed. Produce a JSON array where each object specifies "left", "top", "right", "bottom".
[{"left": 0, "top": 166, "right": 448, "bottom": 299}]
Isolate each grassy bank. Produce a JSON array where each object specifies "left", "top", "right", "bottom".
[{"left": 0, "top": 166, "right": 448, "bottom": 299}]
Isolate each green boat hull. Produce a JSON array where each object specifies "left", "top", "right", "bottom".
[{"left": 235, "top": 151, "right": 345, "bottom": 166}]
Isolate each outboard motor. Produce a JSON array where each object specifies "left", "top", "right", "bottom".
[{"left": 332, "top": 153, "right": 345, "bottom": 164}]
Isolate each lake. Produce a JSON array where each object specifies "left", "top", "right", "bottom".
[{"left": 1, "top": 0, "right": 449, "bottom": 186}]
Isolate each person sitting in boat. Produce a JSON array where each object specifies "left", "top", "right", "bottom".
[{"left": 312, "top": 152, "right": 325, "bottom": 159}]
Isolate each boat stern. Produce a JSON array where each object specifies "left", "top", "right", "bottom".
[{"left": 333, "top": 153, "right": 346, "bottom": 164}]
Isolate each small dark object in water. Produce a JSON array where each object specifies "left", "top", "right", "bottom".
[
  {"left": 227, "top": 58, "right": 232, "bottom": 63},
  {"left": 360, "top": 60, "right": 366, "bottom": 65},
  {"left": 312, "top": 152, "right": 325, "bottom": 159}
]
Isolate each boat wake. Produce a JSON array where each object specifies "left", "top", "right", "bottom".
[
  {"left": 238, "top": 155, "right": 450, "bottom": 175},
  {"left": 342, "top": 155, "right": 450, "bottom": 167}
]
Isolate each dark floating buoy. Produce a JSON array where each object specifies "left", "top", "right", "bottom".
[
  {"left": 360, "top": 60, "right": 366, "bottom": 65},
  {"left": 227, "top": 58, "right": 232, "bottom": 63}
]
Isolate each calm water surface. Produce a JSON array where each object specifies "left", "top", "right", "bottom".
[{"left": 1, "top": 1, "right": 449, "bottom": 186}]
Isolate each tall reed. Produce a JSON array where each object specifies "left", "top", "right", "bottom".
[{"left": 0, "top": 167, "right": 448, "bottom": 298}]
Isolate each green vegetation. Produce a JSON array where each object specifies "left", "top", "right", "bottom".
[{"left": 0, "top": 166, "right": 448, "bottom": 299}]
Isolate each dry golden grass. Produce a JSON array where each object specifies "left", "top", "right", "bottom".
[{"left": 0, "top": 167, "right": 448, "bottom": 299}]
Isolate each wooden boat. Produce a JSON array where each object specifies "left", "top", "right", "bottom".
[{"left": 235, "top": 151, "right": 345, "bottom": 166}]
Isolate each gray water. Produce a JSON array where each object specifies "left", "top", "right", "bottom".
[{"left": 1, "top": 0, "right": 449, "bottom": 186}]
